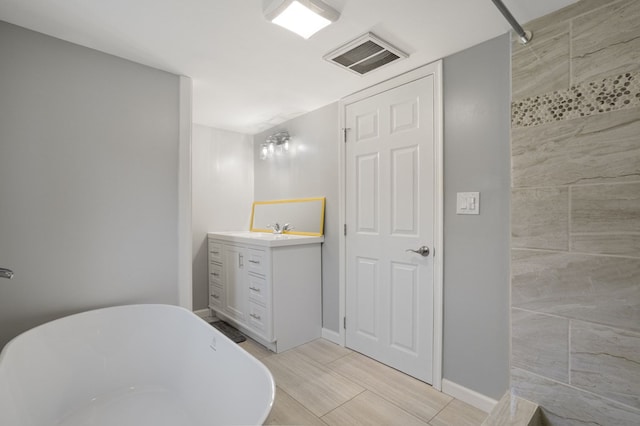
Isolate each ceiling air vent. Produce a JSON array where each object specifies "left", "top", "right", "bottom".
[{"left": 324, "top": 33, "right": 408, "bottom": 75}]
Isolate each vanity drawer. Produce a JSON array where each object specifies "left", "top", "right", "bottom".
[
  {"left": 209, "top": 284, "right": 223, "bottom": 309},
  {"left": 208, "top": 240, "right": 223, "bottom": 263},
  {"left": 247, "top": 274, "right": 268, "bottom": 306},
  {"left": 247, "top": 248, "right": 266, "bottom": 276},
  {"left": 247, "top": 301, "right": 270, "bottom": 338},
  {"left": 209, "top": 263, "right": 223, "bottom": 285}
]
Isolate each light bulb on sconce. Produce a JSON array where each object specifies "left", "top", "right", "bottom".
[
  {"left": 261, "top": 131, "right": 291, "bottom": 160},
  {"left": 260, "top": 143, "right": 269, "bottom": 160}
]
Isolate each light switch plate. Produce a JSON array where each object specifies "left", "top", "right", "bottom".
[{"left": 456, "top": 192, "right": 480, "bottom": 215}]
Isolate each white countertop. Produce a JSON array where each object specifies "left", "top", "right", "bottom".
[{"left": 208, "top": 231, "right": 324, "bottom": 247}]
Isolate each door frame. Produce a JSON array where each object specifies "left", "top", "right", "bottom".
[
  {"left": 338, "top": 62, "right": 444, "bottom": 390},
  {"left": 178, "top": 76, "right": 193, "bottom": 311}
]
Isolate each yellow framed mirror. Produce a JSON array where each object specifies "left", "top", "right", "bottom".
[{"left": 250, "top": 197, "right": 325, "bottom": 236}]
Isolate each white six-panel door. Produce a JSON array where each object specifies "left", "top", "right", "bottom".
[{"left": 345, "top": 75, "right": 435, "bottom": 383}]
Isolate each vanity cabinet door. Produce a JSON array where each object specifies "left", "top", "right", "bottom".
[{"left": 223, "top": 245, "right": 246, "bottom": 321}]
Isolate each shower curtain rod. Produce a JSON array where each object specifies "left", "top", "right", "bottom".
[{"left": 491, "top": 0, "right": 532, "bottom": 44}]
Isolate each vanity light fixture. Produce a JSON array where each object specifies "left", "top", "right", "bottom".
[
  {"left": 260, "top": 131, "right": 291, "bottom": 160},
  {"left": 264, "top": 0, "right": 340, "bottom": 39}
]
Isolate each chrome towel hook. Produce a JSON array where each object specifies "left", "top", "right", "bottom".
[{"left": 0, "top": 268, "right": 14, "bottom": 279}]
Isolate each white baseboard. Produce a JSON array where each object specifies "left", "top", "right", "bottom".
[
  {"left": 321, "top": 328, "right": 342, "bottom": 345},
  {"left": 194, "top": 308, "right": 214, "bottom": 322},
  {"left": 441, "top": 379, "right": 498, "bottom": 413}
]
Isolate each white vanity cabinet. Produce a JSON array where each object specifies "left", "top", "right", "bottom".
[{"left": 207, "top": 231, "right": 323, "bottom": 353}]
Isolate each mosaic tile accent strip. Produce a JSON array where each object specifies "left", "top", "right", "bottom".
[{"left": 512, "top": 71, "right": 640, "bottom": 128}]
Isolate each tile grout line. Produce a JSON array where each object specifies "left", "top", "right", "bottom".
[
  {"left": 572, "top": 0, "right": 628, "bottom": 23},
  {"left": 512, "top": 179, "right": 640, "bottom": 190},
  {"left": 569, "top": 18, "right": 573, "bottom": 88},
  {"left": 272, "top": 385, "right": 328, "bottom": 425},
  {"left": 324, "top": 353, "right": 380, "bottom": 397},
  {"left": 428, "top": 397, "right": 455, "bottom": 423},
  {"left": 364, "top": 387, "right": 439, "bottom": 425},
  {"left": 570, "top": 231, "right": 640, "bottom": 236},
  {"left": 294, "top": 347, "right": 353, "bottom": 367},
  {"left": 512, "top": 366, "right": 640, "bottom": 413},
  {"left": 291, "top": 345, "right": 348, "bottom": 370},
  {"left": 318, "top": 388, "right": 367, "bottom": 421},
  {"left": 511, "top": 246, "right": 640, "bottom": 260},
  {"left": 511, "top": 306, "right": 570, "bottom": 321},
  {"left": 524, "top": 0, "right": 618, "bottom": 34},
  {"left": 568, "top": 319, "right": 572, "bottom": 386},
  {"left": 568, "top": 185, "right": 573, "bottom": 252},
  {"left": 511, "top": 307, "right": 640, "bottom": 334},
  {"left": 325, "top": 351, "right": 353, "bottom": 365}
]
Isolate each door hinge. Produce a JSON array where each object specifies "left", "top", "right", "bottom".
[
  {"left": 343, "top": 316, "right": 347, "bottom": 329},
  {"left": 344, "top": 224, "right": 347, "bottom": 236},
  {"left": 342, "top": 127, "right": 351, "bottom": 143}
]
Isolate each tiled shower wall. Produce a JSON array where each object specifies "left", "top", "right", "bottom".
[{"left": 509, "top": 0, "right": 640, "bottom": 424}]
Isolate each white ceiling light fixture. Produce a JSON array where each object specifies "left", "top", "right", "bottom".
[{"left": 264, "top": 0, "right": 340, "bottom": 39}]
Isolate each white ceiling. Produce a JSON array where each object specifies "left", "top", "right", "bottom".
[{"left": 0, "top": 0, "right": 577, "bottom": 134}]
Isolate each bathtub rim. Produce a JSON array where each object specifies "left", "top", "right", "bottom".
[{"left": 0, "top": 303, "right": 276, "bottom": 425}]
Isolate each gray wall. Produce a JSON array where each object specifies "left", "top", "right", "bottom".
[
  {"left": 192, "top": 124, "right": 254, "bottom": 310},
  {"left": 0, "top": 21, "right": 180, "bottom": 348},
  {"left": 253, "top": 102, "right": 340, "bottom": 331},
  {"left": 442, "top": 34, "right": 511, "bottom": 400}
]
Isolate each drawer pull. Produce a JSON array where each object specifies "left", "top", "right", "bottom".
[
  {"left": 210, "top": 251, "right": 219, "bottom": 255},
  {"left": 249, "top": 286, "right": 261, "bottom": 292},
  {"left": 212, "top": 294, "right": 220, "bottom": 300},
  {"left": 249, "top": 260, "right": 260, "bottom": 264},
  {"left": 250, "top": 313, "right": 261, "bottom": 320},
  {"left": 211, "top": 272, "right": 220, "bottom": 277}
]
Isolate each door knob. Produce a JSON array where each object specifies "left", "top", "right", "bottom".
[{"left": 406, "top": 246, "right": 430, "bottom": 257}]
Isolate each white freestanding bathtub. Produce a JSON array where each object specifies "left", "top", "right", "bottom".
[{"left": 0, "top": 304, "right": 275, "bottom": 426}]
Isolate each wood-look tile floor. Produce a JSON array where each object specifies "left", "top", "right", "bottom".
[{"left": 238, "top": 338, "right": 488, "bottom": 426}]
